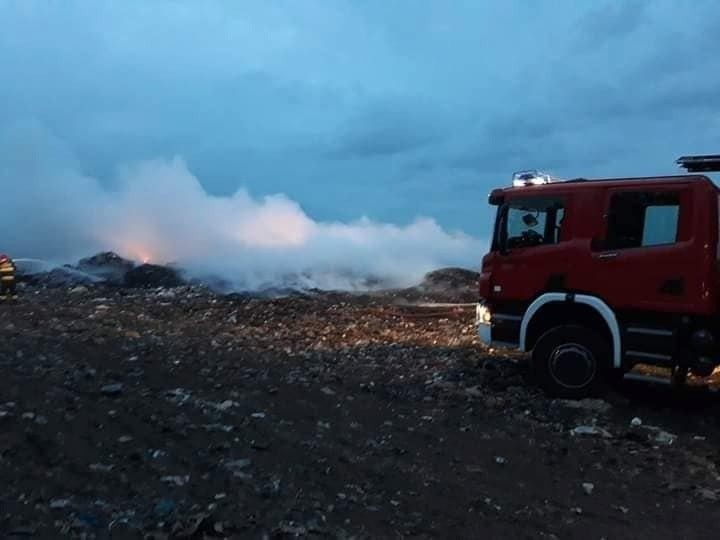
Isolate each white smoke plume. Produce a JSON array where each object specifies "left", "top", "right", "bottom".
[{"left": 0, "top": 122, "right": 486, "bottom": 291}]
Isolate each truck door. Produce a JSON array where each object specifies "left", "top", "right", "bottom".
[
  {"left": 585, "top": 185, "right": 701, "bottom": 314},
  {"left": 492, "top": 194, "right": 568, "bottom": 304}
]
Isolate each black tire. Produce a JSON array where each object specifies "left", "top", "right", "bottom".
[{"left": 531, "top": 325, "right": 611, "bottom": 399}]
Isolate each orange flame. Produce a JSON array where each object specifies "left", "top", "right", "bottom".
[{"left": 109, "top": 239, "right": 154, "bottom": 265}]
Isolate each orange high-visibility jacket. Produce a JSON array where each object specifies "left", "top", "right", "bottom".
[{"left": 0, "top": 259, "right": 16, "bottom": 282}]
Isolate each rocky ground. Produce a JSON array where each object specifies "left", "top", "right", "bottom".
[{"left": 1, "top": 276, "right": 720, "bottom": 539}]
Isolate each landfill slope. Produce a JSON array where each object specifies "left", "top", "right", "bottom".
[{"left": 1, "top": 283, "right": 720, "bottom": 539}]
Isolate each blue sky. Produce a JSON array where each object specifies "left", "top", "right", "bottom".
[{"left": 2, "top": 0, "right": 720, "bottom": 248}]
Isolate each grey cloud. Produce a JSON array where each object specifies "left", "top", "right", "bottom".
[
  {"left": 329, "top": 99, "right": 444, "bottom": 159},
  {"left": 573, "top": 0, "right": 649, "bottom": 49},
  {"left": 633, "top": 22, "right": 720, "bottom": 81}
]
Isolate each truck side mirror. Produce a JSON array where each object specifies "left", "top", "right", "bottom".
[{"left": 522, "top": 213, "right": 538, "bottom": 228}]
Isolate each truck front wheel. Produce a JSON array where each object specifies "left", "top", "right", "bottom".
[{"left": 531, "top": 325, "right": 610, "bottom": 399}]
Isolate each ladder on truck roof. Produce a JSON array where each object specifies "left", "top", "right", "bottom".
[{"left": 677, "top": 154, "right": 720, "bottom": 172}]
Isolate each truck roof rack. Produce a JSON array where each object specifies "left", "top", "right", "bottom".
[{"left": 676, "top": 154, "right": 720, "bottom": 172}]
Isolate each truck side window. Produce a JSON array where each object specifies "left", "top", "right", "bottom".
[
  {"left": 502, "top": 197, "right": 564, "bottom": 250},
  {"left": 606, "top": 191, "right": 680, "bottom": 249}
]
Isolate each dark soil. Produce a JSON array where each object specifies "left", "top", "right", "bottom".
[{"left": 1, "top": 284, "right": 719, "bottom": 539}]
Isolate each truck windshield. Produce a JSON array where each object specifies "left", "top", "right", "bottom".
[{"left": 495, "top": 197, "right": 565, "bottom": 250}]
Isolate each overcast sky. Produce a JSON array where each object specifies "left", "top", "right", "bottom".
[{"left": 2, "top": 0, "right": 720, "bottom": 238}]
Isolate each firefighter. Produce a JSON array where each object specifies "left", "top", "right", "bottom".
[{"left": 0, "top": 254, "right": 17, "bottom": 300}]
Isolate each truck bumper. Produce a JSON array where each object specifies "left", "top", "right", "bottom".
[{"left": 477, "top": 321, "right": 492, "bottom": 344}]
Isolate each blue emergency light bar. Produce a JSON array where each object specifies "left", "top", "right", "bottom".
[{"left": 512, "top": 170, "right": 560, "bottom": 187}]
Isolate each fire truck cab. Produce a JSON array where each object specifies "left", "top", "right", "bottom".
[{"left": 476, "top": 155, "right": 720, "bottom": 398}]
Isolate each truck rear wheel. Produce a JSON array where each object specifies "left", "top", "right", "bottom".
[{"left": 531, "top": 325, "right": 610, "bottom": 399}]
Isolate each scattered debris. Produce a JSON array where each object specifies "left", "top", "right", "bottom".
[
  {"left": 224, "top": 459, "right": 252, "bottom": 472},
  {"left": 0, "top": 278, "right": 718, "bottom": 537},
  {"left": 696, "top": 487, "right": 719, "bottom": 502},
  {"left": 100, "top": 383, "right": 124, "bottom": 396},
  {"left": 556, "top": 398, "right": 611, "bottom": 414},
  {"left": 653, "top": 429, "right": 677, "bottom": 446},
  {"left": 161, "top": 475, "right": 190, "bottom": 487},
  {"left": 153, "top": 498, "right": 177, "bottom": 518},
  {"left": 570, "top": 425, "right": 613, "bottom": 438},
  {"left": 613, "top": 505, "right": 630, "bottom": 514},
  {"left": 634, "top": 423, "right": 678, "bottom": 445},
  {"left": 89, "top": 463, "right": 114, "bottom": 473}
]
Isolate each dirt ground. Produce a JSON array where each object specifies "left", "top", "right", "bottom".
[{"left": 1, "top": 284, "right": 720, "bottom": 539}]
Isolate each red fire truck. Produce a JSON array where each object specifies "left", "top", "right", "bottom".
[{"left": 476, "top": 155, "right": 720, "bottom": 398}]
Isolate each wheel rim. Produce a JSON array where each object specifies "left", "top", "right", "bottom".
[{"left": 548, "top": 343, "right": 596, "bottom": 389}]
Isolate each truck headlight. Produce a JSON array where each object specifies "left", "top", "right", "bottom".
[{"left": 476, "top": 303, "right": 492, "bottom": 325}]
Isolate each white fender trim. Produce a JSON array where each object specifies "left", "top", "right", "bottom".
[{"left": 519, "top": 293, "right": 622, "bottom": 368}]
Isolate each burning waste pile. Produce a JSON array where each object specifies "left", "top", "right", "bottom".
[
  {"left": 0, "top": 147, "right": 488, "bottom": 296},
  {"left": 15, "top": 252, "right": 185, "bottom": 291},
  {"left": 14, "top": 249, "right": 483, "bottom": 301}
]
